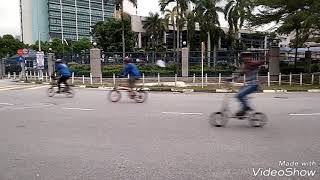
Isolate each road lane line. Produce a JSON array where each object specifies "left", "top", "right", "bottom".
[
  {"left": 0, "top": 103, "right": 14, "bottom": 106},
  {"left": 162, "top": 112, "right": 203, "bottom": 115},
  {"left": 26, "top": 85, "right": 50, "bottom": 90},
  {"left": 63, "top": 107, "right": 94, "bottom": 111},
  {"left": 289, "top": 113, "right": 320, "bottom": 116}
]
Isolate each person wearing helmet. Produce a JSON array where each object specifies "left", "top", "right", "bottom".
[
  {"left": 55, "top": 59, "right": 71, "bottom": 93},
  {"left": 121, "top": 57, "right": 141, "bottom": 97},
  {"left": 235, "top": 58, "right": 265, "bottom": 116}
]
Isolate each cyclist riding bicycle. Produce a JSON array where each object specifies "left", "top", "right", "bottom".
[
  {"left": 54, "top": 59, "right": 71, "bottom": 93},
  {"left": 235, "top": 58, "right": 265, "bottom": 116},
  {"left": 121, "top": 57, "right": 141, "bottom": 97}
]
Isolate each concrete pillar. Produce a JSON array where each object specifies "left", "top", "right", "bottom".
[
  {"left": 181, "top": 48, "right": 189, "bottom": 77},
  {"left": 269, "top": 46, "right": 280, "bottom": 75},
  {"left": 163, "top": 31, "right": 167, "bottom": 44},
  {"left": 138, "top": 32, "right": 142, "bottom": 48},
  {"left": 90, "top": 48, "right": 102, "bottom": 78},
  {"left": 0, "top": 58, "right": 5, "bottom": 79},
  {"left": 47, "top": 53, "right": 55, "bottom": 75}
]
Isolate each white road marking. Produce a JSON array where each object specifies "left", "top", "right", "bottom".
[
  {"left": 0, "top": 103, "right": 14, "bottom": 106},
  {"left": 62, "top": 107, "right": 94, "bottom": 111},
  {"left": 289, "top": 113, "right": 320, "bottom": 116},
  {"left": 162, "top": 112, "right": 203, "bottom": 115},
  {"left": 26, "top": 85, "right": 50, "bottom": 90}
]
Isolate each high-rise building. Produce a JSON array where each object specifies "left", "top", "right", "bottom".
[{"left": 20, "top": 0, "right": 116, "bottom": 44}]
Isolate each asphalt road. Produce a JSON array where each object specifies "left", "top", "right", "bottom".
[{"left": 0, "top": 80, "right": 319, "bottom": 180}]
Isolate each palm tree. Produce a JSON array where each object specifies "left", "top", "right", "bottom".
[
  {"left": 115, "top": 0, "right": 137, "bottom": 58},
  {"left": 194, "top": 0, "right": 224, "bottom": 67},
  {"left": 143, "top": 12, "right": 168, "bottom": 50},
  {"left": 164, "top": 7, "right": 178, "bottom": 56},
  {"left": 224, "top": 0, "right": 252, "bottom": 42},
  {"left": 160, "top": 0, "right": 190, "bottom": 64}
]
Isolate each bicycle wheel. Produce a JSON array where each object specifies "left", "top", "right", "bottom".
[
  {"left": 47, "top": 87, "right": 55, "bottom": 97},
  {"left": 65, "top": 88, "right": 74, "bottom": 98},
  {"left": 134, "top": 90, "right": 148, "bottom": 103},
  {"left": 249, "top": 112, "right": 268, "bottom": 127},
  {"left": 209, "top": 112, "right": 229, "bottom": 127},
  {"left": 108, "top": 90, "right": 121, "bottom": 102}
]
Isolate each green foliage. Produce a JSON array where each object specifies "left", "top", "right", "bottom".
[
  {"left": 0, "top": 34, "right": 25, "bottom": 58},
  {"left": 143, "top": 13, "right": 168, "bottom": 50},
  {"left": 92, "top": 18, "right": 135, "bottom": 52}
]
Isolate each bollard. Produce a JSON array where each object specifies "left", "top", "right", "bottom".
[
  {"left": 100, "top": 74, "right": 103, "bottom": 85},
  {"left": 218, "top": 73, "right": 221, "bottom": 86},
  {"left": 8, "top": 72, "right": 10, "bottom": 79},
  {"left": 128, "top": 74, "right": 130, "bottom": 79},
  {"left": 82, "top": 75, "right": 85, "bottom": 85},
  {"left": 300, "top": 73, "right": 303, "bottom": 86},
  {"left": 205, "top": 73, "right": 208, "bottom": 86},
  {"left": 289, "top": 73, "right": 292, "bottom": 86},
  {"left": 90, "top": 73, "right": 93, "bottom": 85},
  {"left": 193, "top": 74, "right": 196, "bottom": 84},
  {"left": 50, "top": 75, "right": 52, "bottom": 82},
  {"left": 311, "top": 74, "right": 314, "bottom": 85},
  {"left": 29, "top": 71, "right": 32, "bottom": 79},
  {"left": 72, "top": 72, "right": 75, "bottom": 84},
  {"left": 267, "top": 72, "right": 270, "bottom": 87},
  {"left": 232, "top": 73, "right": 235, "bottom": 83},
  {"left": 158, "top": 73, "right": 160, "bottom": 86},
  {"left": 34, "top": 71, "right": 36, "bottom": 79},
  {"left": 45, "top": 72, "right": 48, "bottom": 82},
  {"left": 13, "top": 72, "right": 16, "bottom": 79},
  {"left": 26, "top": 72, "right": 28, "bottom": 80},
  {"left": 256, "top": 72, "right": 259, "bottom": 81},
  {"left": 142, "top": 73, "right": 145, "bottom": 87},
  {"left": 113, "top": 73, "right": 116, "bottom": 86},
  {"left": 243, "top": 74, "right": 246, "bottom": 86},
  {"left": 279, "top": 73, "right": 282, "bottom": 86},
  {"left": 175, "top": 74, "right": 177, "bottom": 87}
]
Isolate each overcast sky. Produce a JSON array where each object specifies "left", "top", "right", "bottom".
[{"left": 0, "top": 0, "right": 239, "bottom": 37}]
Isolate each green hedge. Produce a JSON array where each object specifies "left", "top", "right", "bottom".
[{"left": 69, "top": 64, "right": 236, "bottom": 77}]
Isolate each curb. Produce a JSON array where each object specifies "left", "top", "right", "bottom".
[
  {"left": 263, "top": 90, "right": 288, "bottom": 93},
  {"left": 308, "top": 89, "right": 320, "bottom": 93},
  {"left": 216, "top": 89, "right": 233, "bottom": 93}
]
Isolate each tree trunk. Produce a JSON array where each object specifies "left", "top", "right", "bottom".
[
  {"left": 294, "top": 28, "right": 299, "bottom": 70},
  {"left": 121, "top": 1, "right": 125, "bottom": 59}
]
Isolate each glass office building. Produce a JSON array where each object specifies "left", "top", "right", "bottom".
[
  {"left": 48, "top": 0, "right": 115, "bottom": 41},
  {"left": 21, "top": 0, "right": 115, "bottom": 44}
]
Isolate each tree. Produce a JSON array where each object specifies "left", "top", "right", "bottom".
[
  {"left": 0, "top": 35, "right": 25, "bottom": 58},
  {"left": 224, "top": 0, "right": 253, "bottom": 43},
  {"left": 143, "top": 12, "right": 168, "bottom": 50},
  {"left": 73, "top": 38, "right": 91, "bottom": 54},
  {"left": 160, "top": 0, "right": 190, "bottom": 62},
  {"left": 185, "top": 10, "right": 196, "bottom": 50},
  {"left": 92, "top": 18, "right": 135, "bottom": 52},
  {"left": 250, "top": 0, "right": 319, "bottom": 69},
  {"left": 115, "top": 0, "right": 137, "bottom": 58},
  {"left": 194, "top": 0, "right": 224, "bottom": 67},
  {"left": 164, "top": 7, "right": 178, "bottom": 54}
]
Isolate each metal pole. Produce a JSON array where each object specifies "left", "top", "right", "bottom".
[
  {"left": 175, "top": 74, "right": 177, "bottom": 87},
  {"left": 201, "top": 42, "right": 204, "bottom": 88},
  {"left": 45, "top": 72, "right": 48, "bottom": 82},
  {"left": 100, "top": 74, "right": 103, "bottom": 85},
  {"left": 311, "top": 74, "right": 314, "bottom": 85},
  {"left": 82, "top": 75, "right": 85, "bottom": 85},
  {"left": 113, "top": 73, "right": 116, "bottom": 86},
  {"left": 193, "top": 74, "right": 196, "bottom": 84},
  {"left": 142, "top": 73, "right": 145, "bottom": 87},
  {"left": 72, "top": 72, "right": 75, "bottom": 84},
  {"left": 8, "top": 72, "right": 10, "bottom": 79},
  {"left": 14, "top": 72, "right": 16, "bottom": 79},
  {"left": 289, "top": 73, "right": 292, "bottom": 86},
  {"left": 205, "top": 73, "right": 208, "bottom": 86},
  {"left": 218, "top": 73, "right": 221, "bottom": 86},
  {"left": 300, "top": 73, "right": 303, "bottom": 86},
  {"left": 279, "top": 73, "right": 281, "bottom": 86},
  {"left": 268, "top": 72, "right": 270, "bottom": 87},
  {"left": 158, "top": 73, "right": 160, "bottom": 86},
  {"left": 90, "top": 73, "right": 93, "bottom": 85}
]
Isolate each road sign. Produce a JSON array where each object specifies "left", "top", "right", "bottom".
[
  {"left": 22, "top": 48, "right": 29, "bottom": 57},
  {"left": 17, "top": 49, "right": 23, "bottom": 57},
  {"left": 16, "top": 56, "right": 24, "bottom": 62},
  {"left": 36, "top": 51, "right": 45, "bottom": 70}
]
